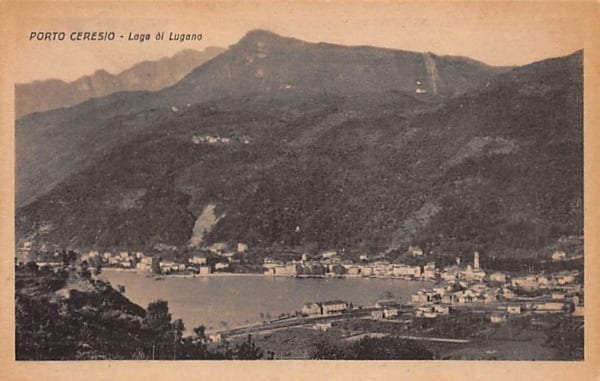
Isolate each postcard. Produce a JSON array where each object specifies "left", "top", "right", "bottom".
[{"left": 1, "top": 1, "right": 599, "bottom": 380}]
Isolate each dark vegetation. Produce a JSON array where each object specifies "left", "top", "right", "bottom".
[
  {"left": 15, "top": 259, "right": 267, "bottom": 360},
  {"left": 16, "top": 31, "right": 582, "bottom": 261},
  {"left": 310, "top": 336, "right": 433, "bottom": 360}
]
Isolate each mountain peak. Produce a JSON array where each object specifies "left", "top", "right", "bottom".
[{"left": 235, "top": 29, "right": 301, "bottom": 49}]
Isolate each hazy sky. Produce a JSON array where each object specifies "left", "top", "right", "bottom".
[{"left": 8, "top": 1, "right": 591, "bottom": 83}]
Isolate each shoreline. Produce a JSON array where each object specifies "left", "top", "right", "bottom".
[{"left": 100, "top": 267, "right": 436, "bottom": 282}]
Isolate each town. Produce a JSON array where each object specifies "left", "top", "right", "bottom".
[{"left": 17, "top": 236, "right": 584, "bottom": 357}]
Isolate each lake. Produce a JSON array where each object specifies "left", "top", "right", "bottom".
[{"left": 99, "top": 271, "right": 427, "bottom": 332}]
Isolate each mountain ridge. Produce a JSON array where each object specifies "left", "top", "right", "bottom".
[
  {"left": 15, "top": 31, "right": 582, "bottom": 259},
  {"left": 15, "top": 47, "right": 225, "bottom": 118}
]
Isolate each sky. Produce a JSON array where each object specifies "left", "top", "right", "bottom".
[{"left": 7, "top": 1, "right": 593, "bottom": 83}]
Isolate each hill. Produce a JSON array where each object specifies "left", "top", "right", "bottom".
[
  {"left": 16, "top": 30, "right": 504, "bottom": 208},
  {"left": 15, "top": 47, "right": 224, "bottom": 118},
  {"left": 15, "top": 31, "right": 581, "bottom": 259}
]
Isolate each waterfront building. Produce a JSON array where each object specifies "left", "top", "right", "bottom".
[
  {"left": 302, "top": 302, "right": 322, "bottom": 316},
  {"left": 320, "top": 300, "right": 349, "bottom": 315}
]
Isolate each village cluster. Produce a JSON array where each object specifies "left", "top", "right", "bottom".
[{"left": 293, "top": 251, "right": 583, "bottom": 326}]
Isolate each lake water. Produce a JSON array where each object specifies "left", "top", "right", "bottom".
[{"left": 99, "top": 272, "right": 426, "bottom": 332}]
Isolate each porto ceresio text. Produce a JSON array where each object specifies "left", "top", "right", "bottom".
[{"left": 29, "top": 31, "right": 203, "bottom": 43}]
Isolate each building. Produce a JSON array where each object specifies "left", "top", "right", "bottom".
[
  {"left": 320, "top": 300, "right": 348, "bottom": 315},
  {"left": 372, "top": 308, "right": 399, "bottom": 319},
  {"left": 208, "top": 242, "right": 227, "bottom": 254},
  {"left": 301, "top": 303, "right": 322, "bottom": 316},
  {"left": 313, "top": 322, "right": 332, "bottom": 331},
  {"left": 423, "top": 262, "right": 436, "bottom": 279},
  {"left": 190, "top": 255, "right": 207, "bottom": 265},
  {"left": 552, "top": 250, "right": 567, "bottom": 262},
  {"left": 393, "top": 264, "right": 421, "bottom": 278},
  {"left": 489, "top": 272, "right": 507, "bottom": 283},
  {"left": 433, "top": 304, "right": 450, "bottom": 315},
  {"left": 409, "top": 246, "right": 424, "bottom": 257},
  {"left": 507, "top": 305, "right": 522, "bottom": 314},
  {"left": 490, "top": 312, "right": 508, "bottom": 324},
  {"left": 237, "top": 243, "right": 248, "bottom": 253},
  {"left": 473, "top": 251, "right": 480, "bottom": 270},
  {"left": 321, "top": 251, "right": 337, "bottom": 259},
  {"left": 511, "top": 275, "right": 538, "bottom": 290},
  {"left": 198, "top": 265, "right": 212, "bottom": 275},
  {"left": 535, "top": 302, "right": 564, "bottom": 313},
  {"left": 552, "top": 292, "right": 566, "bottom": 300}
]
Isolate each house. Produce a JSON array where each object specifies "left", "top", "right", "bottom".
[
  {"left": 189, "top": 255, "right": 207, "bottom": 265},
  {"left": 502, "top": 287, "right": 516, "bottom": 299},
  {"left": 507, "top": 305, "right": 522, "bottom": 314},
  {"left": 573, "top": 305, "right": 584, "bottom": 317},
  {"left": 433, "top": 304, "right": 450, "bottom": 315},
  {"left": 214, "top": 262, "right": 229, "bottom": 271},
  {"left": 392, "top": 264, "right": 421, "bottom": 278},
  {"left": 552, "top": 250, "right": 567, "bottom": 262},
  {"left": 383, "top": 308, "right": 399, "bottom": 318},
  {"left": 423, "top": 262, "right": 436, "bottom": 279},
  {"left": 198, "top": 265, "right": 212, "bottom": 275},
  {"left": 313, "top": 322, "right": 332, "bottom": 331},
  {"left": 409, "top": 246, "right": 424, "bottom": 257},
  {"left": 208, "top": 242, "right": 227, "bottom": 254},
  {"left": 371, "top": 310, "right": 385, "bottom": 319},
  {"left": 552, "top": 292, "right": 566, "bottom": 300},
  {"left": 489, "top": 272, "right": 507, "bottom": 283},
  {"left": 360, "top": 266, "right": 374, "bottom": 277},
  {"left": 537, "top": 275, "right": 554, "bottom": 288},
  {"left": 535, "top": 302, "right": 564, "bottom": 313},
  {"left": 490, "top": 312, "right": 508, "bottom": 324},
  {"left": 372, "top": 307, "right": 398, "bottom": 319},
  {"left": 511, "top": 275, "right": 538, "bottom": 290},
  {"left": 556, "top": 273, "right": 576, "bottom": 285},
  {"left": 237, "top": 243, "right": 248, "bottom": 253},
  {"left": 321, "top": 251, "right": 337, "bottom": 259},
  {"left": 320, "top": 300, "right": 348, "bottom": 315},
  {"left": 442, "top": 294, "right": 457, "bottom": 305},
  {"left": 346, "top": 266, "right": 360, "bottom": 276},
  {"left": 302, "top": 303, "right": 322, "bottom": 316}
]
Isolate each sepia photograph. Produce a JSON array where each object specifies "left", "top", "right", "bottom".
[{"left": 1, "top": 0, "right": 600, "bottom": 379}]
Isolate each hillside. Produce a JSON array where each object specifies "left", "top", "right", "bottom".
[
  {"left": 15, "top": 47, "right": 224, "bottom": 118},
  {"left": 16, "top": 30, "right": 504, "bottom": 208},
  {"left": 15, "top": 31, "right": 581, "bottom": 259}
]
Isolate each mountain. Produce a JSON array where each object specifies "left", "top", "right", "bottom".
[
  {"left": 15, "top": 31, "right": 581, "bottom": 259},
  {"left": 15, "top": 47, "right": 225, "bottom": 118},
  {"left": 16, "top": 30, "right": 505, "bottom": 208}
]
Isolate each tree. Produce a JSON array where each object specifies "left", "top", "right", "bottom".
[
  {"left": 151, "top": 256, "right": 162, "bottom": 275},
  {"left": 172, "top": 319, "right": 185, "bottom": 359},
  {"left": 144, "top": 300, "right": 172, "bottom": 359},
  {"left": 234, "top": 334, "right": 263, "bottom": 360},
  {"left": 193, "top": 325, "right": 206, "bottom": 341}
]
